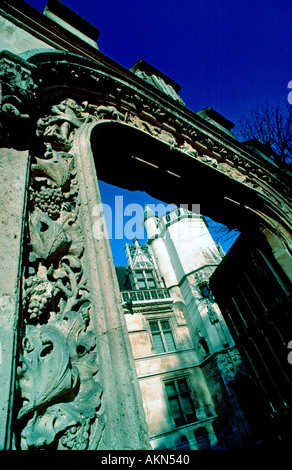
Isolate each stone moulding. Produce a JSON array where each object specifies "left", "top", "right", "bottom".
[{"left": 34, "top": 55, "right": 291, "bottom": 194}]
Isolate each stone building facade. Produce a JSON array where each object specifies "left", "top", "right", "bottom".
[{"left": 116, "top": 207, "right": 249, "bottom": 449}]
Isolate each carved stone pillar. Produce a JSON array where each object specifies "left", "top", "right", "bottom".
[
  {"left": 12, "top": 99, "right": 150, "bottom": 450},
  {"left": 70, "top": 121, "right": 151, "bottom": 450}
]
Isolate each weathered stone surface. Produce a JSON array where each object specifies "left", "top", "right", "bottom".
[
  {"left": 71, "top": 123, "right": 151, "bottom": 450},
  {"left": 0, "top": 16, "right": 54, "bottom": 54},
  {"left": 0, "top": 147, "right": 29, "bottom": 449}
]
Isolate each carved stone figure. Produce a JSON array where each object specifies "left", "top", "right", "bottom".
[
  {"left": 134, "top": 69, "right": 185, "bottom": 104},
  {"left": 0, "top": 100, "right": 31, "bottom": 147},
  {"left": 179, "top": 140, "right": 198, "bottom": 157},
  {"left": 81, "top": 102, "right": 124, "bottom": 121},
  {"left": 216, "top": 349, "right": 246, "bottom": 382},
  {"left": 200, "top": 154, "right": 218, "bottom": 168},
  {"left": 36, "top": 99, "right": 91, "bottom": 150}
]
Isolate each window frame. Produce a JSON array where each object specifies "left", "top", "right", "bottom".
[
  {"left": 163, "top": 376, "right": 197, "bottom": 428},
  {"left": 134, "top": 268, "right": 157, "bottom": 290},
  {"left": 148, "top": 318, "right": 177, "bottom": 354},
  {"left": 198, "top": 282, "right": 212, "bottom": 298}
]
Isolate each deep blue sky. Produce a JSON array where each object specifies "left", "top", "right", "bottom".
[{"left": 24, "top": 0, "right": 292, "bottom": 264}]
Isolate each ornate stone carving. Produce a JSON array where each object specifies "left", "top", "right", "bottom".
[
  {"left": 0, "top": 52, "right": 37, "bottom": 148},
  {"left": 16, "top": 98, "right": 104, "bottom": 450},
  {"left": 17, "top": 320, "right": 102, "bottom": 450},
  {"left": 132, "top": 67, "right": 185, "bottom": 105},
  {"left": 0, "top": 39, "right": 289, "bottom": 450},
  {"left": 178, "top": 140, "right": 198, "bottom": 158},
  {"left": 0, "top": 52, "right": 37, "bottom": 100},
  {"left": 0, "top": 97, "right": 33, "bottom": 148},
  {"left": 81, "top": 102, "right": 124, "bottom": 121},
  {"left": 216, "top": 349, "right": 246, "bottom": 383},
  {"left": 36, "top": 99, "right": 92, "bottom": 151},
  {"left": 28, "top": 58, "right": 292, "bottom": 212}
]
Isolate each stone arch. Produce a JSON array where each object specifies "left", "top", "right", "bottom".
[
  {"left": 1, "top": 48, "right": 291, "bottom": 449},
  {"left": 3, "top": 48, "right": 291, "bottom": 235},
  {"left": 26, "top": 50, "right": 291, "bottom": 261}
]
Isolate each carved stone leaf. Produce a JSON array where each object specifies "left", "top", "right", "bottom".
[
  {"left": 18, "top": 320, "right": 102, "bottom": 449},
  {"left": 51, "top": 256, "right": 81, "bottom": 281},
  {"left": 29, "top": 213, "right": 71, "bottom": 261},
  {"left": 18, "top": 96, "right": 105, "bottom": 450},
  {"left": 20, "top": 379, "right": 102, "bottom": 449},
  {"left": 32, "top": 154, "right": 70, "bottom": 187},
  {"left": 20, "top": 405, "right": 72, "bottom": 449},
  {"left": 18, "top": 325, "right": 78, "bottom": 419},
  {"left": 61, "top": 212, "right": 84, "bottom": 258}
]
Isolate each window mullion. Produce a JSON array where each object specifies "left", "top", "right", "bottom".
[
  {"left": 175, "top": 380, "right": 186, "bottom": 424},
  {"left": 159, "top": 321, "right": 167, "bottom": 351},
  {"left": 178, "top": 394, "right": 187, "bottom": 424},
  {"left": 143, "top": 270, "right": 149, "bottom": 289}
]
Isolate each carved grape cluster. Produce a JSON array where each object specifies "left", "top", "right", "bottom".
[
  {"left": 60, "top": 418, "right": 91, "bottom": 450},
  {"left": 33, "top": 185, "right": 64, "bottom": 219},
  {"left": 27, "top": 294, "right": 48, "bottom": 320},
  {"left": 25, "top": 276, "right": 58, "bottom": 321}
]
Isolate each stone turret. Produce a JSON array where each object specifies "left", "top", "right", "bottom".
[{"left": 143, "top": 205, "right": 184, "bottom": 318}]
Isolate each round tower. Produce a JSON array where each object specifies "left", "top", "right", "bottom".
[
  {"left": 143, "top": 205, "right": 184, "bottom": 312},
  {"left": 143, "top": 205, "right": 159, "bottom": 240}
]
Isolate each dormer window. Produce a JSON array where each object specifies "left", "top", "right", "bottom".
[{"left": 135, "top": 269, "right": 157, "bottom": 290}]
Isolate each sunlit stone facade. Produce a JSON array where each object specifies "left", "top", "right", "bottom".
[{"left": 116, "top": 207, "right": 249, "bottom": 449}]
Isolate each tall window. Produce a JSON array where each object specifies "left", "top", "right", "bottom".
[
  {"left": 165, "top": 378, "right": 197, "bottom": 427},
  {"left": 149, "top": 320, "right": 176, "bottom": 354}
]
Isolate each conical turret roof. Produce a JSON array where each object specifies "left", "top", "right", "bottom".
[{"left": 143, "top": 204, "right": 158, "bottom": 221}]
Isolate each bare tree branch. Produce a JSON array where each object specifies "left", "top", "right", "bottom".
[{"left": 233, "top": 103, "right": 292, "bottom": 167}]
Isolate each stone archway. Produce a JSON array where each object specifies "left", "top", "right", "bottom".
[{"left": 0, "top": 49, "right": 291, "bottom": 449}]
